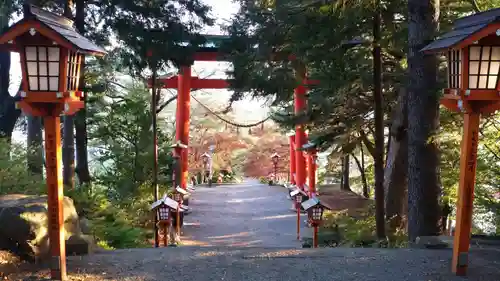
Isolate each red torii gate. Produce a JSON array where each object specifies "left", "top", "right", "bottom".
[{"left": 148, "top": 35, "right": 317, "bottom": 193}]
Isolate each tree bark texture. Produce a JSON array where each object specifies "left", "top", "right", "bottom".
[
  {"left": 63, "top": 116, "right": 75, "bottom": 188},
  {"left": 74, "top": 0, "right": 91, "bottom": 185},
  {"left": 341, "top": 154, "right": 351, "bottom": 191},
  {"left": 384, "top": 89, "right": 408, "bottom": 231},
  {"left": 352, "top": 152, "right": 369, "bottom": 198},
  {"left": 373, "top": 0, "right": 386, "bottom": 240},
  {"left": 407, "top": 0, "right": 442, "bottom": 241},
  {"left": 0, "top": 25, "right": 21, "bottom": 145},
  {"left": 27, "top": 115, "right": 44, "bottom": 175}
]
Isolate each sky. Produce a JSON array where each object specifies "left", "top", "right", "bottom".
[{"left": 10, "top": 0, "right": 270, "bottom": 142}]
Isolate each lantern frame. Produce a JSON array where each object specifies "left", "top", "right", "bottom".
[
  {"left": 0, "top": 5, "right": 105, "bottom": 117},
  {"left": 421, "top": 10, "right": 500, "bottom": 114},
  {"left": 157, "top": 204, "right": 170, "bottom": 221}
]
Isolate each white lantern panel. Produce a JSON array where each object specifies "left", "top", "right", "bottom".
[
  {"left": 38, "top": 47, "right": 47, "bottom": 61},
  {"left": 489, "top": 61, "right": 500, "bottom": 76},
  {"left": 27, "top": 62, "right": 37, "bottom": 76},
  {"left": 49, "top": 77, "right": 59, "bottom": 91},
  {"left": 478, "top": 76, "right": 488, "bottom": 88},
  {"left": 487, "top": 76, "right": 498, "bottom": 89},
  {"left": 39, "top": 62, "right": 47, "bottom": 76},
  {"left": 470, "top": 62, "right": 479, "bottom": 74},
  {"left": 39, "top": 77, "right": 48, "bottom": 91},
  {"left": 481, "top": 46, "right": 491, "bottom": 60},
  {"left": 480, "top": 62, "right": 490, "bottom": 75},
  {"left": 49, "top": 62, "right": 59, "bottom": 76},
  {"left": 25, "top": 47, "right": 37, "bottom": 61},
  {"left": 29, "top": 76, "right": 38, "bottom": 90},
  {"left": 48, "top": 47, "right": 60, "bottom": 61},
  {"left": 470, "top": 46, "right": 481, "bottom": 60},
  {"left": 469, "top": 76, "right": 478, "bottom": 89},
  {"left": 492, "top": 47, "right": 500, "bottom": 60}
]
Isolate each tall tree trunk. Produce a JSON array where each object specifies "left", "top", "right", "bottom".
[
  {"left": 0, "top": 4, "right": 21, "bottom": 148},
  {"left": 407, "top": 0, "right": 441, "bottom": 242},
  {"left": 361, "top": 144, "right": 368, "bottom": 197},
  {"left": 341, "top": 154, "right": 351, "bottom": 191},
  {"left": 63, "top": 116, "right": 75, "bottom": 187},
  {"left": 62, "top": 0, "right": 75, "bottom": 188},
  {"left": 74, "top": 0, "right": 91, "bottom": 185},
  {"left": 384, "top": 89, "right": 408, "bottom": 233},
  {"left": 373, "top": 0, "right": 386, "bottom": 240},
  {"left": 352, "top": 152, "right": 368, "bottom": 198},
  {"left": 27, "top": 115, "right": 43, "bottom": 175}
]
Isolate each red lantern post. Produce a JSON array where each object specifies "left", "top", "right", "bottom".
[
  {"left": 0, "top": 5, "right": 105, "bottom": 280},
  {"left": 422, "top": 9, "right": 500, "bottom": 276},
  {"left": 302, "top": 198, "right": 330, "bottom": 248}
]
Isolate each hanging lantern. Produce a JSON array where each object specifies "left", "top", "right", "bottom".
[{"left": 248, "top": 127, "right": 252, "bottom": 135}]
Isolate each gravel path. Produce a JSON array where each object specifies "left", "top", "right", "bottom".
[
  {"left": 5, "top": 180, "right": 500, "bottom": 280},
  {"left": 181, "top": 179, "right": 307, "bottom": 247}
]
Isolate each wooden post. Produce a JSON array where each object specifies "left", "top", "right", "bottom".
[
  {"left": 176, "top": 66, "right": 191, "bottom": 190},
  {"left": 163, "top": 223, "right": 168, "bottom": 247},
  {"left": 452, "top": 112, "right": 480, "bottom": 276},
  {"left": 307, "top": 151, "right": 317, "bottom": 197},
  {"left": 313, "top": 226, "right": 318, "bottom": 248},
  {"left": 289, "top": 135, "right": 296, "bottom": 185},
  {"left": 296, "top": 204, "right": 300, "bottom": 240},
  {"left": 44, "top": 114, "right": 67, "bottom": 281},
  {"left": 176, "top": 204, "right": 181, "bottom": 239}
]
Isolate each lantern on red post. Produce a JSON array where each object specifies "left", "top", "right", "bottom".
[
  {"left": 0, "top": 5, "right": 105, "bottom": 280},
  {"left": 422, "top": 8, "right": 500, "bottom": 276},
  {"left": 302, "top": 197, "right": 331, "bottom": 248},
  {"left": 172, "top": 186, "right": 189, "bottom": 238},
  {"left": 289, "top": 188, "right": 308, "bottom": 240}
]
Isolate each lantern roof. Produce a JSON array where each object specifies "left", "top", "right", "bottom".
[
  {"left": 422, "top": 8, "right": 500, "bottom": 53},
  {"left": 0, "top": 5, "right": 106, "bottom": 55},
  {"left": 270, "top": 152, "right": 280, "bottom": 158},
  {"left": 175, "top": 186, "right": 190, "bottom": 195},
  {"left": 301, "top": 197, "right": 332, "bottom": 211},
  {"left": 300, "top": 141, "right": 317, "bottom": 151},
  {"left": 151, "top": 194, "right": 186, "bottom": 211},
  {"left": 290, "top": 188, "right": 307, "bottom": 197},
  {"left": 170, "top": 141, "right": 188, "bottom": 149}
]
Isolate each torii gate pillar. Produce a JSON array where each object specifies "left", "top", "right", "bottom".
[
  {"left": 176, "top": 66, "right": 192, "bottom": 190},
  {"left": 294, "top": 65, "right": 308, "bottom": 190},
  {"left": 289, "top": 135, "right": 296, "bottom": 184}
]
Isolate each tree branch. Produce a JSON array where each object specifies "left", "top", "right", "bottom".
[
  {"left": 471, "top": 0, "right": 482, "bottom": 12},
  {"left": 359, "top": 130, "right": 375, "bottom": 158},
  {"left": 157, "top": 94, "right": 177, "bottom": 114}
]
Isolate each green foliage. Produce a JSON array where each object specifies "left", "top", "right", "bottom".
[
  {"left": 258, "top": 176, "right": 268, "bottom": 184},
  {"left": 321, "top": 209, "right": 407, "bottom": 248},
  {"left": 65, "top": 186, "right": 150, "bottom": 249},
  {"left": 0, "top": 140, "right": 45, "bottom": 195},
  {"left": 88, "top": 83, "right": 175, "bottom": 201}
]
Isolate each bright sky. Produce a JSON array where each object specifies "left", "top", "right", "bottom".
[{"left": 11, "top": 0, "right": 270, "bottom": 141}]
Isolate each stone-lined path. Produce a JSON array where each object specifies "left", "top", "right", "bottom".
[{"left": 181, "top": 179, "right": 308, "bottom": 247}]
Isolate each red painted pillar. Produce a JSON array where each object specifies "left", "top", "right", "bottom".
[
  {"left": 176, "top": 65, "right": 191, "bottom": 189},
  {"left": 294, "top": 67, "right": 308, "bottom": 190},
  {"left": 289, "top": 135, "right": 296, "bottom": 184},
  {"left": 307, "top": 150, "right": 317, "bottom": 197}
]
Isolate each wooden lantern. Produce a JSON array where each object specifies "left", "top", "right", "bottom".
[
  {"left": 302, "top": 197, "right": 330, "bottom": 227},
  {"left": 0, "top": 5, "right": 105, "bottom": 116},
  {"left": 0, "top": 5, "right": 105, "bottom": 280},
  {"left": 422, "top": 8, "right": 500, "bottom": 276}
]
